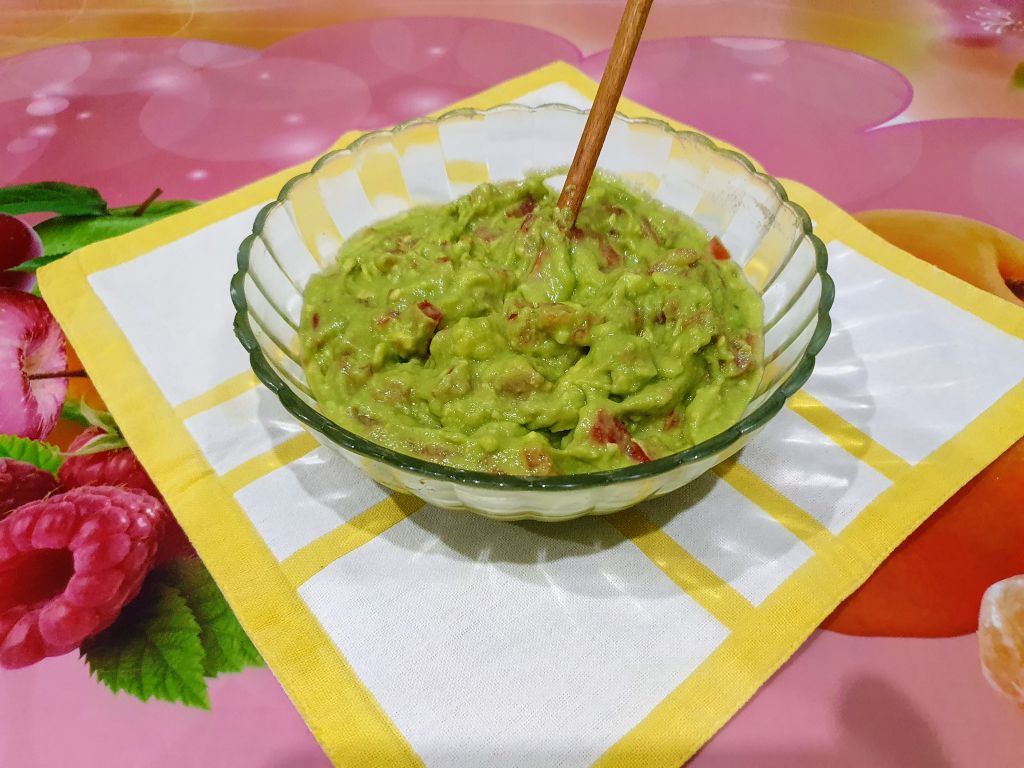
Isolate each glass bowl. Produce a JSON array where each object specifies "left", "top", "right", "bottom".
[{"left": 231, "top": 104, "right": 833, "bottom": 521}]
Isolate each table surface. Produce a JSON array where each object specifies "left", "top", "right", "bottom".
[{"left": 2, "top": 2, "right": 1023, "bottom": 766}]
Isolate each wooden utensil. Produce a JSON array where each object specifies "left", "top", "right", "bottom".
[{"left": 557, "top": 0, "right": 654, "bottom": 224}]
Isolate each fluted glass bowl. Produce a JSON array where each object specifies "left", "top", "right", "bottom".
[{"left": 231, "top": 104, "right": 833, "bottom": 521}]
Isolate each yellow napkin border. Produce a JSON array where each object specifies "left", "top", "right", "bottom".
[{"left": 39, "top": 63, "right": 1024, "bottom": 768}]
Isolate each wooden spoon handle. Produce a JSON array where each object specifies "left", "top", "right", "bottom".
[{"left": 557, "top": 0, "right": 654, "bottom": 224}]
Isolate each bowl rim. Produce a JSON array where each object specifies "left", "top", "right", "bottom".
[{"left": 230, "top": 102, "right": 835, "bottom": 491}]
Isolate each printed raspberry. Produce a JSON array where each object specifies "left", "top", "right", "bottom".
[
  {"left": 0, "top": 458, "right": 57, "bottom": 519},
  {"left": 60, "top": 428, "right": 159, "bottom": 496},
  {"left": 153, "top": 516, "right": 195, "bottom": 565},
  {"left": 0, "top": 486, "right": 165, "bottom": 669},
  {"left": 60, "top": 428, "right": 194, "bottom": 563}
]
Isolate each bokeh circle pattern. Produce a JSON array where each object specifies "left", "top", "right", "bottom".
[
  {"left": 582, "top": 38, "right": 915, "bottom": 214},
  {"left": 264, "top": 18, "right": 583, "bottom": 128},
  {"left": 580, "top": 36, "right": 1024, "bottom": 239},
  {"left": 4, "top": 24, "right": 1019, "bottom": 238},
  {"left": 138, "top": 57, "right": 372, "bottom": 163},
  {"left": 0, "top": 20, "right": 581, "bottom": 203}
]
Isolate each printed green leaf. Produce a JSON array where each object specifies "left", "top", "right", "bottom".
[
  {"left": 0, "top": 434, "right": 63, "bottom": 475},
  {"left": 65, "top": 432, "right": 128, "bottom": 456},
  {"left": 167, "top": 560, "right": 264, "bottom": 676},
  {"left": 59, "top": 400, "right": 94, "bottom": 428},
  {"left": 8, "top": 253, "right": 66, "bottom": 273},
  {"left": 0, "top": 182, "right": 107, "bottom": 216},
  {"left": 82, "top": 580, "right": 210, "bottom": 709},
  {"left": 109, "top": 200, "right": 198, "bottom": 218},
  {"left": 60, "top": 399, "right": 121, "bottom": 437},
  {"left": 1013, "top": 62, "right": 1024, "bottom": 90},
  {"left": 28, "top": 200, "right": 197, "bottom": 265}
]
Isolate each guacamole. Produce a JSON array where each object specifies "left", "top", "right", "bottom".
[{"left": 299, "top": 172, "right": 763, "bottom": 475}]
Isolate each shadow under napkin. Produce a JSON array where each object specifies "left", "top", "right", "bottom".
[{"left": 691, "top": 674, "right": 953, "bottom": 768}]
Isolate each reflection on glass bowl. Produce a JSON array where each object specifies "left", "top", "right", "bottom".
[{"left": 231, "top": 104, "right": 833, "bottom": 521}]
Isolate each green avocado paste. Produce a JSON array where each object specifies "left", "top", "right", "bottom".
[{"left": 299, "top": 172, "right": 763, "bottom": 475}]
